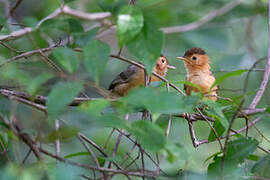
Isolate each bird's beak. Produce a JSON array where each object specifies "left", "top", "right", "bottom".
[
  {"left": 177, "top": 56, "right": 186, "bottom": 61},
  {"left": 167, "top": 64, "right": 176, "bottom": 70}
]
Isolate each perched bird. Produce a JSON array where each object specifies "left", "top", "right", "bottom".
[
  {"left": 177, "top": 47, "right": 218, "bottom": 101},
  {"left": 109, "top": 55, "right": 176, "bottom": 96}
]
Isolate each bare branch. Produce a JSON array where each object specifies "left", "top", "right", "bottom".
[
  {"left": 186, "top": 114, "right": 199, "bottom": 148},
  {"left": 77, "top": 134, "right": 100, "bottom": 168},
  {"left": 39, "top": 147, "right": 157, "bottom": 178},
  {"left": 161, "top": 0, "right": 243, "bottom": 34},
  {"left": 196, "top": 108, "right": 224, "bottom": 152},
  {"left": 0, "top": 88, "right": 266, "bottom": 122},
  {"left": 0, "top": 5, "right": 111, "bottom": 41},
  {"left": 198, "top": 117, "right": 262, "bottom": 145},
  {"left": 249, "top": 15, "right": 270, "bottom": 109},
  {"left": 9, "top": 0, "right": 23, "bottom": 17},
  {"left": 0, "top": 113, "right": 44, "bottom": 160},
  {"left": 62, "top": 6, "right": 111, "bottom": 20},
  {"left": 0, "top": 43, "right": 63, "bottom": 68}
]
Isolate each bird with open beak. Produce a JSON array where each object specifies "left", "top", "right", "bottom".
[
  {"left": 177, "top": 47, "right": 218, "bottom": 101},
  {"left": 109, "top": 55, "right": 176, "bottom": 96}
]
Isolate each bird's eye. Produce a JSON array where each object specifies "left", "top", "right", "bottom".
[
  {"left": 161, "top": 59, "right": 165, "bottom": 63},
  {"left": 192, "top": 56, "right": 197, "bottom": 60}
]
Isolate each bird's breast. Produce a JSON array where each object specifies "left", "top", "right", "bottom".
[{"left": 187, "top": 72, "right": 215, "bottom": 93}]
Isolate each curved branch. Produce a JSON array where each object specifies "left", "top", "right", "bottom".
[
  {"left": 249, "top": 9, "right": 270, "bottom": 109},
  {"left": 161, "top": 0, "right": 243, "bottom": 34},
  {"left": 0, "top": 5, "right": 111, "bottom": 41}
]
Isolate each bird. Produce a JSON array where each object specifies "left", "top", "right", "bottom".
[
  {"left": 177, "top": 47, "right": 218, "bottom": 101},
  {"left": 108, "top": 55, "right": 176, "bottom": 96}
]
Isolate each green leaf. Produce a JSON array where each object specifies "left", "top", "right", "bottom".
[
  {"left": 165, "top": 141, "right": 189, "bottom": 163},
  {"left": 204, "top": 151, "right": 222, "bottom": 164},
  {"left": 177, "top": 81, "right": 203, "bottom": 94},
  {"left": 208, "top": 137, "right": 259, "bottom": 179},
  {"left": 122, "top": 87, "right": 198, "bottom": 114},
  {"left": 38, "top": 127, "right": 79, "bottom": 143},
  {"left": 204, "top": 101, "right": 229, "bottom": 129},
  {"left": 226, "top": 137, "right": 259, "bottom": 163},
  {"left": 207, "top": 118, "right": 225, "bottom": 142},
  {"left": 211, "top": 70, "right": 247, "bottom": 90},
  {"left": 41, "top": 19, "right": 69, "bottom": 32},
  {"left": 126, "top": 18, "right": 164, "bottom": 73},
  {"left": 96, "top": 114, "right": 128, "bottom": 129},
  {"left": 22, "top": 17, "right": 39, "bottom": 28},
  {"left": 129, "top": 120, "right": 166, "bottom": 152},
  {"left": 74, "top": 27, "right": 99, "bottom": 47},
  {"left": 64, "top": 0, "right": 76, "bottom": 3},
  {"left": 64, "top": 152, "right": 90, "bottom": 159},
  {"left": 117, "top": 6, "right": 144, "bottom": 47},
  {"left": 98, "top": 0, "right": 126, "bottom": 14},
  {"left": 47, "top": 81, "right": 83, "bottom": 119},
  {"left": 0, "top": 16, "right": 6, "bottom": 31},
  {"left": 252, "top": 155, "right": 270, "bottom": 178},
  {"left": 25, "top": 73, "right": 53, "bottom": 95},
  {"left": 79, "top": 99, "right": 110, "bottom": 117},
  {"left": 52, "top": 47, "right": 79, "bottom": 73},
  {"left": 247, "top": 154, "right": 259, "bottom": 161},
  {"left": 265, "top": 107, "right": 270, "bottom": 113},
  {"left": 83, "top": 40, "right": 110, "bottom": 83},
  {"left": 68, "top": 18, "right": 84, "bottom": 34},
  {"left": 79, "top": 101, "right": 128, "bottom": 129}
]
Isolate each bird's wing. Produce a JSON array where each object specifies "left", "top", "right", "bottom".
[{"left": 108, "top": 65, "right": 139, "bottom": 90}]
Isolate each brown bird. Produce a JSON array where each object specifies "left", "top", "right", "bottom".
[
  {"left": 109, "top": 55, "right": 176, "bottom": 96},
  {"left": 177, "top": 47, "right": 218, "bottom": 101}
]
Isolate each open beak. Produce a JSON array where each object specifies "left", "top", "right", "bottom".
[
  {"left": 167, "top": 64, "right": 176, "bottom": 70},
  {"left": 177, "top": 56, "right": 186, "bottom": 61}
]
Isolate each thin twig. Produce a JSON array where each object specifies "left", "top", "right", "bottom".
[
  {"left": 77, "top": 134, "right": 100, "bottom": 172},
  {"left": 78, "top": 133, "right": 124, "bottom": 170},
  {"left": 0, "top": 113, "right": 43, "bottom": 160},
  {"left": 21, "top": 148, "right": 32, "bottom": 164},
  {"left": 0, "top": 43, "right": 63, "bottom": 68},
  {"left": 196, "top": 108, "right": 224, "bottom": 153},
  {"left": 9, "top": 0, "right": 23, "bottom": 17},
  {"left": 39, "top": 147, "right": 157, "bottom": 178}
]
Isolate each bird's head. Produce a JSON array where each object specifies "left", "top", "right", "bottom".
[
  {"left": 154, "top": 55, "right": 176, "bottom": 76},
  {"left": 177, "top": 47, "right": 210, "bottom": 73}
]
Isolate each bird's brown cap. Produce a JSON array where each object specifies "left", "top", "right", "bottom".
[{"left": 184, "top": 47, "right": 206, "bottom": 57}]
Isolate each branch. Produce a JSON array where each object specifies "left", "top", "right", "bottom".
[
  {"left": 0, "top": 113, "right": 44, "bottom": 160},
  {"left": 0, "top": 5, "right": 111, "bottom": 41},
  {"left": 0, "top": 88, "right": 267, "bottom": 121},
  {"left": 39, "top": 147, "right": 157, "bottom": 178},
  {"left": 161, "top": 0, "right": 243, "bottom": 34},
  {"left": 249, "top": 9, "right": 270, "bottom": 109},
  {"left": 9, "top": 0, "right": 23, "bottom": 17},
  {"left": 62, "top": 6, "right": 111, "bottom": 20},
  {"left": 197, "top": 108, "right": 224, "bottom": 152},
  {"left": 198, "top": 117, "right": 262, "bottom": 146},
  {"left": 0, "top": 43, "right": 63, "bottom": 67}
]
